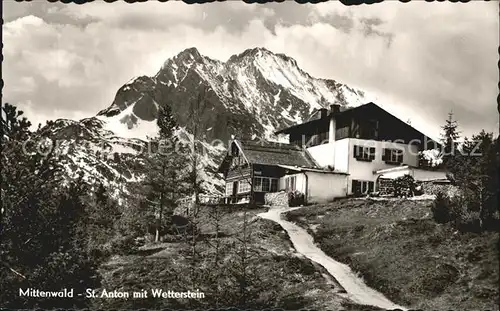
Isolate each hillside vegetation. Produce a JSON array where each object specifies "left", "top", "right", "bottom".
[
  {"left": 286, "top": 198, "right": 499, "bottom": 310},
  {"left": 1, "top": 102, "right": 369, "bottom": 310},
  {"left": 93, "top": 207, "right": 357, "bottom": 310}
]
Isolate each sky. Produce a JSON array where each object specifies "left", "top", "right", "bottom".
[{"left": 2, "top": 0, "right": 499, "bottom": 140}]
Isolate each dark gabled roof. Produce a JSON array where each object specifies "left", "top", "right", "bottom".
[
  {"left": 275, "top": 104, "right": 354, "bottom": 135},
  {"left": 275, "top": 118, "right": 328, "bottom": 135},
  {"left": 275, "top": 102, "right": 441, "bottom": 147},
  {"left": 217, "top": 139, "right": 320, "bottom": 173},
  {"left": 239, "top": 139, "right": 319, "bottom": 168}
]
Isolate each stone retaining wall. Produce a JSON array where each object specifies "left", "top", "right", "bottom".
[{"left": 264, "top": 191, "right": 289, "bottom": 207}]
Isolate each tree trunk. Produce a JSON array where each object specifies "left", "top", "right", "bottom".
[
  {"left": 155, "top": 227, "right": 159, "bottom": 243},
  {"left": 478, "top": 185, "right": 484, "bottom": 230}
]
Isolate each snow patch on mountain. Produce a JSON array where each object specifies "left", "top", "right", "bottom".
[
  {"left": 96, "top": 101, "right": 159, "bottom": 140},
  {"left": 273, "top": 89, "right": 281, "bottom": 106}
]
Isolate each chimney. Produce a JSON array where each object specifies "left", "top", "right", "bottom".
[
  {"left": 329, "top": 105, "right": 337, "bottom": 166},
  {"left": 319, "top": 108, "right": 328, "bottom": 119},
  {"left": 330, "top": 104, "right": 341, "bottom": 114}
]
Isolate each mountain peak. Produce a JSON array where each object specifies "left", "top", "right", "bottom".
[
  {"left": 175, "top": 47, "right": 203, "bottom": 61},
  {"left": 244, "top": 47, "right": 273, "bottom": 55},
  {"left": 228, "top": 47, "right": 274, "bottom": 62},
  {"left": 227, "top": 47, "right": 299, "bottom": 69},
  {"left": 99, "top": 46, "right": 369, "bottom": 142}
]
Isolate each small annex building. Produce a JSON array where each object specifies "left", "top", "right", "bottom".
[{"left": 217, "top": 139, "right": 349, "bottom": 205}]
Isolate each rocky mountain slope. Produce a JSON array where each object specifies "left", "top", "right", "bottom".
[
  {"left": 96, "top": 47, "right": 370, "bottom": 141},
  {"left": 41, "top": 47, "right": 371, "bottom": 196}
]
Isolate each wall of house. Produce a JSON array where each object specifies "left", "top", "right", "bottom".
[
  {"left": 307, "top": 143, "right": 335, "bottom": 167},
  {"left": 333, "top": 138, "right": 350, "bottom": 173},
  {"left": 410, "top": 169, "right": 448, "bottom": 181},
  {"left": 226, "top": 166, "right": 251, "bottom": 181},
  {"left": 346, "top": 138, "right": 419, "bottom": 193},
  {"left": 305, "top": 138, "right": 350, "bottom": 172},
  {"left": 305, "top": 137, "right": 423, "bottom": 195},
  {"left": 279, "top": 173, "right": 306, "bottom": 194},
  {"left": 279, "top": 172, "right": 347, "bottom": 203},
  {"left": 305, "top": 172, "right": 348, "bottom": 203}
]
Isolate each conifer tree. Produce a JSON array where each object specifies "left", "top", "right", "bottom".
[
  {"left": 185, "top": 85, "right": 212, "bottom": 290},
  {"left": 440, "top": 111, "right": 460, "bottom": 168},
  {"left": 1, "top": 103, "right": 100, "bottom": 308},
  {"left": 142, "top": 103, "right": 188, "bottom": 242},
  {"left": 95, "top": 181, "right": 108, "bottom": 206},
  {"left": 451, "top": 130, "right": 498, "bottom": 230},
  {"left": 86, "top": 182, "right": 120, "bottom": 255}
]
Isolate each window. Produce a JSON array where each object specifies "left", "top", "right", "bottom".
[
  {"left": 225, "top": 182, "right": 234, "bottom": 196},
  {"left": 254, "top": 177, "right": 262, "bottom": 191},
  {"left": 335, "top": 126, "right": 349, "bottom": 140},
  {"left": 354, "top": 145, "right": 375, "bottom": 161},
  {"left": 231, "top": 156, "right": 246, "bottom": 168},
  {"left": 285, "top": 176, "right": 297, "bottom": 191},
  {"left": 231, "top": 143, "right": 239, "bottom": 156},
  {"left": 382, "top": 148, "right": 403, "bottom": 164},
  {"left": 253, "top": 177, "right": 279, "bottom": 192},
  {"left": 359, "top": 119, "right": 379, "bottom": 139},
  {"left": 318, "top": 131, "right": 329, "bottom": 144},
  {"left": 262, "top": 178, "right": 270, "bottom": 192},
  {"left": 238, "top": 180, "right": 251, "bottom": 194},
  {"left": 271, "top": 179, "right": 278, "bottom": 192},
  {"left": 304, "top": 134, "right": 318, "bottom": 147},
  {"left": 352, "top": 180, "right": 374, "bottom": 195},
  {"left": 303, "top": 130, "right": 329, "bottom": 147},
  {"left": 231, "top": 157, "right": 238, "bottom": 167}
]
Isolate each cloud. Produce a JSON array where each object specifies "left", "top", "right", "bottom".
[
  {"left": 306, "top": 2, "right": 498, "bottom": 137},
  {"left": 2, "top": 1, "right": 498, "bottom": 139}
]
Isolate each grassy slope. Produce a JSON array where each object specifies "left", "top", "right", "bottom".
[
  {"left": 285, "top": 199, "right": 499, "bottom": 310},
  {"left": 94, "top": 207, "right": 363, "bottom": 310}
]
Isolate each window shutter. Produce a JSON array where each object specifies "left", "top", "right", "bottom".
[
  {"left": 354, "top": 145, "right": 361, "bottom": 158},
  {"left": 370, "top": 147, "right": 375, "bottom": 160},
  {"left": 271, "top": 179, "right": 278, "bottom": 192},
  {"left": 352, "top": 180, "right": 360, "bottom": 194},
  {"left": 398, "top": 153, "right": 403, "bottom": 164},
  {"left": 382, "top": 148, "right": 388, "bottom": 161}
]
